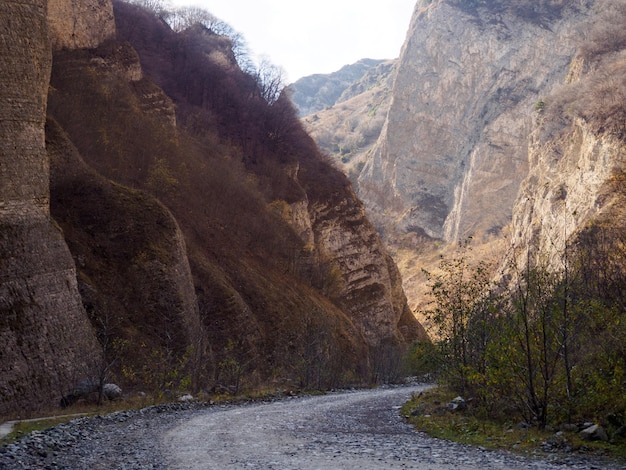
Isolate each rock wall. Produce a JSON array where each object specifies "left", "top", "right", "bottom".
[
  {"left": 510, "top": 116, "right": 625, "bottom": 270},
  {"left": 0, "top": 0, "right": 100, "bottom": 416},
  {"left": 358, "top": 0, "right": 592, "bottom": 242},
  {"left": 48, "top": 0, "right": 115, "bottom": 50},
  {"left": 289, "top": 189, "right": 429, "bottom": 347}
]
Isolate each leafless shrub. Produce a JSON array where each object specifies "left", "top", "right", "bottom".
[{"left": 580, "top": 0, "right": 626, "bottom": 62}]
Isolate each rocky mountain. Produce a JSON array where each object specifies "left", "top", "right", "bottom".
[
  {"left": 0, "top": 0, "right": 427, "bottom": 417},
  {"left": 295, "top": 0, "right": 625, "bottom": 328},
  {"left": 289, "top": 59, "right": 393, "bottom": 117},
  {"left": 294, "top": 60, "right": 397, "bottom": 183},
  {"left": 359, "top": 0, "right": 594, "bottom": 244}
]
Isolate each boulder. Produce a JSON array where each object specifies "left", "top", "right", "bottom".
[
  {"left": 60, "top": 380, "right": 122, "bottom": 407},
  {"left": 447, "top": 396, "right": 466, "bottom": 412},
  {"left": 580, "top": 424, "right": 609, "bottom": 442},
  {"left": 103, "top": 383, "right": 122, "bottom": 401}
]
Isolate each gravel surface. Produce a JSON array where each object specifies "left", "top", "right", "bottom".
[{"left": 0, "top": 385, "right": 623, "bottom": 469}]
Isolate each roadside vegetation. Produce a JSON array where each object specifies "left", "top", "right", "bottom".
[{"left": 405, "top": 211, "right": 626, "bottom": 459}]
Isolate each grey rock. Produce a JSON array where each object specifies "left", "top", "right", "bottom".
[
  {"left": 103, "top": 383, "right": 123, "bottom": 401},
  {"left": 447, "top": 396, "right": 467, "bottom": 411},
  {"left": 580, "top": 424, "right": 609, "bottom": 442}
]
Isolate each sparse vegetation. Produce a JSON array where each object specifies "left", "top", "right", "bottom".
[
  {"left": 410, "top": 220, "right": 626, "bottom": 449},
  {"left": 402, "top": 387, "right": 626, "bottom": 460},
  {"left": 539, "top": 0, "right": 626, "bottom": 142}
]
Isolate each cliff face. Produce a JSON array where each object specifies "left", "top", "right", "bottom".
[
  {"left": 509, "top": 0, "right": 626, "bottom": 268},
  {"left": 289, "top": 59, "right": 392, "bottom": 117},
  {"left": 511, "top": 119, "right": 624, "bottom": 269},
  {"left": 48, "top": 0, "right": 115, "bottom": 50},
  {"left": 0, "top": 0, "right": 100, "bottom": 416},
  {"left": 358, "top": 0, "right": 592, "bottom": 242},
  {"left": 290, "top": 188, "right": 427, "bottom": 347}
]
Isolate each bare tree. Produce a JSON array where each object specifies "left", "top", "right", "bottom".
[
  {"left": 163, "top": 6, "right": 253, "bottom": 71},
  {"left": 253, "top": 57, "right": 286, "bottom": 104}
]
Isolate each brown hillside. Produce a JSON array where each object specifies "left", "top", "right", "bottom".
[{"left": 38, "top": 0, "right": 428, "bottom": 403}]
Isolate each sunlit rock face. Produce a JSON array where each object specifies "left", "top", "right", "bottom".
[
  {"left": 358, "top": 0, "right": 592, "bottom": 243},
  {"left": 511, "top": 118, "right": 625, "bottom": 271},
  {"left": 307, "top": 193, "right": 429, "bottom": 346},
  {"left": 48, "top": 0, "right": 115, "bottom": 50}
]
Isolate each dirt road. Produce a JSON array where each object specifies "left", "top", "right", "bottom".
[{"left": 164, "top": 385, "right": 618, "bottom": 469}]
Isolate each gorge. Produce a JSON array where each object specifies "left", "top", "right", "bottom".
[{"left": 295, "top": 0, "right": 625, "bottom": 327}]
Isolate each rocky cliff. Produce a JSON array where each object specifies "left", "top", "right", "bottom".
[
  {"left": 48, "top": 0, "right": 115, "bottom": 50},
  {"left": 359, "top": 0, "right": 594, "bottom": 243},
  {"left": 289, "top": 59, "right": 392, "bottom": 117},
  {"left": 296, "top": 60, "right": 397, "bottom": 183},
  {"left": 293, "top": 0, "right": 624, "bottom": 325},
  {"left": 509, "top": 0, "right": 626, "bottom": 269},
  {"left": 0, "top": 0, "right": 101, "bottom": 416}
]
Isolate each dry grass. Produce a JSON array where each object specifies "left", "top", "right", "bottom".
[{"left": 402, "top": 387, "right": 626, "bottom": 461}]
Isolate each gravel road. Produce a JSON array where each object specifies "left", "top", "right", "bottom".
[
  {"left": 165, "top": 385, "right": 622, "bottom": 470},
  {"left": 1, "top": 385, "right": 623, "bottom": 469}
]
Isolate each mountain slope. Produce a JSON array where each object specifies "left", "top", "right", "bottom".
[
  {"left": 289, "top": 58, "right": 391, "bottom": 117},
  {"left": 297, "top": 60, "right": 397, "bottom": 183},
  {"left": 292, "top": 0, "right": 624, "bottom": 334},
  {"left": 1, "top": 0, "right": 429, "bottom": 416},
  {"left": 354, "top": 0, "right": 623, "bottom": 316}
]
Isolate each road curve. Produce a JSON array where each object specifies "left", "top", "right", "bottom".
[{"left": 163, "top": 385, "right": 610, "bottom": 470}]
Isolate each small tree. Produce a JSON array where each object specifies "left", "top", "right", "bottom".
[{"left": 422, "top": 240, "right": 497, "bottom": 395}]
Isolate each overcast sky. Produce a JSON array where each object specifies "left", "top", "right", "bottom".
[{"left": 168, "top": 0, "right": 416, "bottom": 83}]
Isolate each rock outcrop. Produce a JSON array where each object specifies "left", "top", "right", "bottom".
[
  {"left": 0, "top": 0, "right": 100, "bottom": 416},
  {"left": 298, "top": 60, "right": 397, "bottom": 182},
  {"left": 358, "top": 0, "right": 593, "bottom": 242},
  {"left": 48, "top": 0, "right": 115, "bottom": 50},
  {"left": 298, "top": 188, "right": 428, "bottom": 346},
  {"left": 1, "top": 0, "right": 427, "bottom": 416},
  {"left": 509, "top": 0, "right": 626, "bottom": 268},
  {"left": 511, "top": 118, "right": 624, "bottom": 270}
]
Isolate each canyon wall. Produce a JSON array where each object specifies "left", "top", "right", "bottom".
[
  {"left": 0, "top": 0, "right": 101, "bottom": 416},
  {"left": 1, "top": 0, "right": 428, "bottom": 416},
  {"left": 48, "top": 0, "right": 115, "bottom": 50},
  {"left": 358, "top": 0, "right": 593, "bottom": 243}
]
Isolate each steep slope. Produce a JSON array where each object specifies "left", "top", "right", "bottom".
[
  {"left": 111, "top": 0, "right": 427, "bottom": 350},
  {"left": 49, "top": 1, "right": 426, "bottom": 396},
  {"left": 509, "top": 0, "right": 626, "bottom": 270},
  {"left": 333, "top": 0, "right": 603, "bottom": 317},
  {"left": 0, "top": 0, "right": 101, "bottom": 416},
  {"left": 47, "top": 117, "right": 206, "bottom": 392},
  {"left": 290, "top": 59, "right": 391, "bottom": 117},
  {"left": 298, "top": 60, "right": 397, "bottom": 183},
  {"left": 48, "top": 0, "right": 115, "bottom": 49},
  {"left": 1, "top": 0, "right": 427, "bottom": 416},
  {"left": 359, "top": 0, "right": 593, "bottom": 244}
]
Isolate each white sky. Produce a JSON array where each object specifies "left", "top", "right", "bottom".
[{"left": 168, "top": 0, "right": 417, "bottom": 83}]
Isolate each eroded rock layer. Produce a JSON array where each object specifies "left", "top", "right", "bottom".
[{"left": 0, "top": 0, "right": 100, "bottom": 416}]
